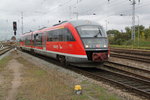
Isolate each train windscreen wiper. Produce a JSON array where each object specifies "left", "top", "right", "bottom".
[{"left": 94, "top": 29, "right": 102, "bottom": 37}]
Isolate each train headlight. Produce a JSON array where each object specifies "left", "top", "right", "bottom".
[
  {"left": 104, "top": 44, "right": 107, "bottom": 47},
  {"left": 85, "top": 45, "right": 89, "bottom": 48}
]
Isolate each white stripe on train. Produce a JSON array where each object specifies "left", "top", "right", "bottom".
[{"left": 21, "top": 46, "right": 87, "bottom": 58}]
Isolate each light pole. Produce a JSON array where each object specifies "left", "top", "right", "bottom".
[
  {"left": 73, "top": 0, "right": 82, "bottom": 20},
  {"left": 105, "top": 20, "right": 109, "bottom": 32},
  {"left": 69, "top": 6, "right": 72, "bottom": 19},
  {"left": 21, "top": 12, "right": 24, "bottom": 34},
  {"left": 73, "top": 12, "right": 78, "bottom": 20},
  {"left": 131, "top": 0, "right": 136, "bottom": 41},
  {"left": 76, "top": 0, "right": 79, "bottom": 20},
  {"left": 137, "top": 15, "right": 140, "bottom": 48}
]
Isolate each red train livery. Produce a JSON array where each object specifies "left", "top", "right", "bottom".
[{"left": 19, "top": 20, "right": 110, "bottom": 67}]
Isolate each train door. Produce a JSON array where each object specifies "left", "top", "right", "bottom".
[
  {"left": 31, "top": 32, "right": 34, "bottom": 48},
  {"left": 42, "top": 32, "right": 47, "bottom": 50},
  {"left": 33, "top": 34, "right": 37, "bottom": 47}
]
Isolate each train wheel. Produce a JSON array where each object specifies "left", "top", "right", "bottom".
[
  {"left": 20, "top": 47, "right": 24, "bottom": 52},
  {"left": 58, "top": 55, "right": 66, "bottom": 64},
  {"left": 57, "top": 55, "right": 68, "bottom": 66},
  {"left": 30, "top": 49, "right": 35, "bottom": 55}
]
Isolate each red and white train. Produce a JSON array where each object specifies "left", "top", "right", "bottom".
[{"left": 19, "top": 20, "right": 110, "bottom": 67}]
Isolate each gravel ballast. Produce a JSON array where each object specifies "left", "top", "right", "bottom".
[{"left": 18, "top": 50, "right": 148, "bottom": 100}]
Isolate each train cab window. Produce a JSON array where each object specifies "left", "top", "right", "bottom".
[
  {"left": 76, "top": 25, "right": 107, "bottom": 38},
  {"left": 76, "top": 25, "right": 108, "bottom": 49}
]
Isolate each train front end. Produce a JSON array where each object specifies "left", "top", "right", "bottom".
[
  {"left": 76, "top": 25, "right": 109, "bottom": 62},
  {"left": 69, "top": 20, "right": 110, "bottom": 67}
]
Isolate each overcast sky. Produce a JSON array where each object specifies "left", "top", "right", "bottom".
[{"left": 0, "top": 0, "right": 150, "bottom": 40}]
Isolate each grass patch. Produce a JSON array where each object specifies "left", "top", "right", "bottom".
[
  {"left": 0, "top": 52, "right": 14, "bottom": 100},
  {"left": 15, "top": 55, "right": 123, "bottom": 100},
  {"left": 0, "top": 55, "right": 12, "bottom": 71},
  {"left": 110, "top": 39, "right": 150, "bottom": 50},
  {"left": 110, "top": 44, "right": 150, "bottom": 50},
  {"left": 34, "top": 69, "right": 46, "bottom": 76},
  {"left": 81, "top": 80, "right": 122, "bottom": 100},
  {"left": 16, "top": 57, "right": 90, "bottom": 100},
  {"left": 72, "top": 95, "right": 90, "bottom": 100}
]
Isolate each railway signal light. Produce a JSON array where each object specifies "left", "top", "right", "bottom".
[
  {"left": 13, "top": 21, "right": 17, "bottom": 31},
  {"left": 13, "top": 21, "right": 17, "bottom": 35},
  {"left": 14, "top": 31, "right": 16, "bottom": 35}
]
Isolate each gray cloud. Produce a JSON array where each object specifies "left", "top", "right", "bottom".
[{"left": 0, "top": 0, "right": 150, "bottom": 40}]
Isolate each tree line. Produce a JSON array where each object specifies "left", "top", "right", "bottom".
[{"left": 107, "top": 25, "right": 150, "bottom": 45}]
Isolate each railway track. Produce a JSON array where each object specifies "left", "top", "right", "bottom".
[
  {"left": 110, "top": 52, "right": 150, "bottom": 63},
  {"left": 111, "top": 48, "right": 150, "bottom": 57},
  {"left": 0, "top": 47, "right": 12, "bottom": 56},
  {"left": 110, "top": 48, "right": 150, "bottom": 63},
  {"left": 103, "top": 61, "right": 150, "bottom": 81},
  {"left": 68, "top": 67, "right": 150, "bottom": 99},
  {"left": 21, "top": 50, "right": 150, "bottom": 99}
]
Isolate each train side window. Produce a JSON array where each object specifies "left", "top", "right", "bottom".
[
  {"left": 58, "top": 29, "right": 63, "bottom": 41},
  {"left": 47, "top": 31, "right": 53, "bottom": 41},
  {"left": 47, "top": 28, "right": 75, "bottom": 42},
  {"left": 25, "top": 35, "right": 31, "bottom": 45},
  {"left": 53, "top": 30, "right": 60, "bottom": 41}
]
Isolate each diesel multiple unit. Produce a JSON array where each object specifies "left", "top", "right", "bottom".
[{"left": 19, "top": 20, "right": 110, "bottom": 67}]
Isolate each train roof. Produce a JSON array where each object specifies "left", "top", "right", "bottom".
[
  {"left": 68, "top": 20, "right": 100, "bottom": 27},
  {"left": 21, "top": 20, "right": 101, "bottom": 36},
  {"left": 53, "top": 20, "right": 100, "bottom": 27}
]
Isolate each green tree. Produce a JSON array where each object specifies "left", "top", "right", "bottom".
[
  {"left": 135, "top": 25, "right": 145, "bottom": 38},
  {"left": 144, "top": 28, "right": 150, "bottom": 40},
  {"left": 107, "top": 30, "right": 120, "bottom": 44},
  {"left": 113, "top": 32, "right": 131, "bottom": 45},
  {"left": 125, "top": 27, "right": 131, "bottom": 33},
  {"left": 125, "top": 27, "right": 131, "bottom": 39},
  {"left": 107, "top": 29, "right": 120, "bottom": 35}
]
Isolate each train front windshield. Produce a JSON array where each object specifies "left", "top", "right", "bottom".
[
  {"left": 76, "top": 25, "right": 107, "bottom": 38},
  {"left": 76, "top": 25, "right": 108, "bottom": 49}
]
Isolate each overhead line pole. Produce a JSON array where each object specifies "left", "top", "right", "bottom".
[
  {"left": 131, "top": 0, "right": 136, "bottom": 41},
  {"left": 76, "top": 0, "right": 79, "bottom": 20},
  {"left": 21, "top": 12, "right": 24, "bottom": 34},
  {"left": 137, "top": 15, "right": 140, "bottom": 48},
  {"left": 128, "top": 0, "right": 141, "bottom": 42},
  {"left": 108, "top": 0, "right": 141, "bottom": 42}
]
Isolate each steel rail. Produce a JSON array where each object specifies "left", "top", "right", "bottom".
[
  {"left": 104, "top": 61, "right": 150, "bottom": 81},
  {"left": 111, "top": 48, "right": 150, "bottom": 56},
  {"left": 111, "top": 53, "right": 150, "bottom": 63},
  {"left": 0, "top": 47, "right": 12, "bottom": 56},
  {"left": 68, "top": 67, "right": 150, "bottom": 99}
]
